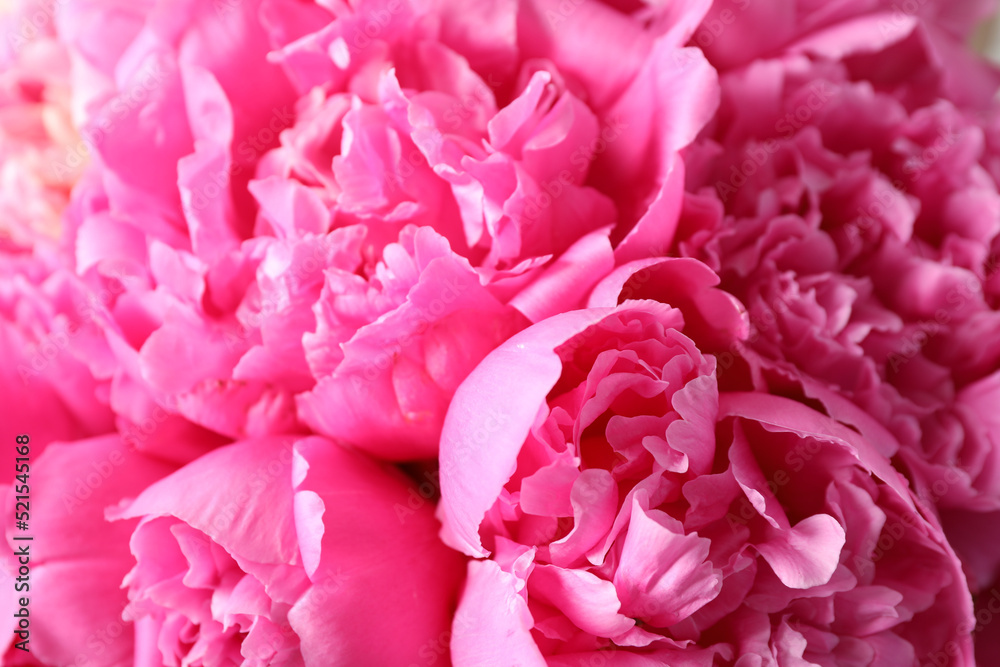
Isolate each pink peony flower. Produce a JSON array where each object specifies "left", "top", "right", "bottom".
[
  {"left": 1, "top": 435, "right": 174, "bottom": 666},
  {"left": 56, "top": 0, "right": 720, "bottom": 459},
  {"left": 438, "top": 261, "right": 975, "bottom": 665},
  {"left": 111, "top": 436, "right": 465, "bottom": 666},
  {"left": 255, "top": 0, "right": 718, "bottom": 272}
]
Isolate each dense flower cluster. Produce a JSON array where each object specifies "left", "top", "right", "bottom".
[
  {"left": 679, "top": 10, "right": 1000, "bottom": 601},
  {"left": 1, "top": 0, "right": 999, "bottom": 665}
]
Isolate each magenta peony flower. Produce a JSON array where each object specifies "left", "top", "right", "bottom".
[
  {"left": 676, "top": 46, "right": 1000, "bottom": 590},
  {"left": 111, "top": 436, "right": 465, "bottom": 666},
  {"left": 53, "top": 0, "right": 721, "bottom": 460},
  {"left": 438, "top": 262, "right": 975, "bottom": 665}
]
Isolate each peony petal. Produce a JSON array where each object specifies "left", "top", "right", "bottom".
[
  {"left": 528, "top": 564, "right": 635, "bottom": 638},
  {"left": 755, "top": 513, "right": 846, "bottom": 590},
  {"left": 450, "top": 560, "right": 547, "bottom": 667},
  {"left": 288, "top": 436, "right": 464, "bottom": 667},
  {"left": 438, "top": 308, "right": 615, "bottom": 556},
  {"left": 112, "top": 438, "right": 300, "bottom": 568},
  {"left": 613, "top": 501, "right": 722, "bottom": 626}
]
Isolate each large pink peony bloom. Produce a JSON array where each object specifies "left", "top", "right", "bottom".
[
  {"left": 111, "top": 436, "right": 465, "bottom": 666},
  {"left": 677, "top": 47, "right": 1000, "bottom": 590},
  {"left": 55, "top": 0, "right": 720, "bottom": 459},
  {"left": 1, "top": 436, "right": 174, "bottom": 666},
  {"left": 438, "top": 261, "right": 975, "bottom": 666},
  {"left": 255, "top": 0, "right": 718, "bottom": 271}
]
